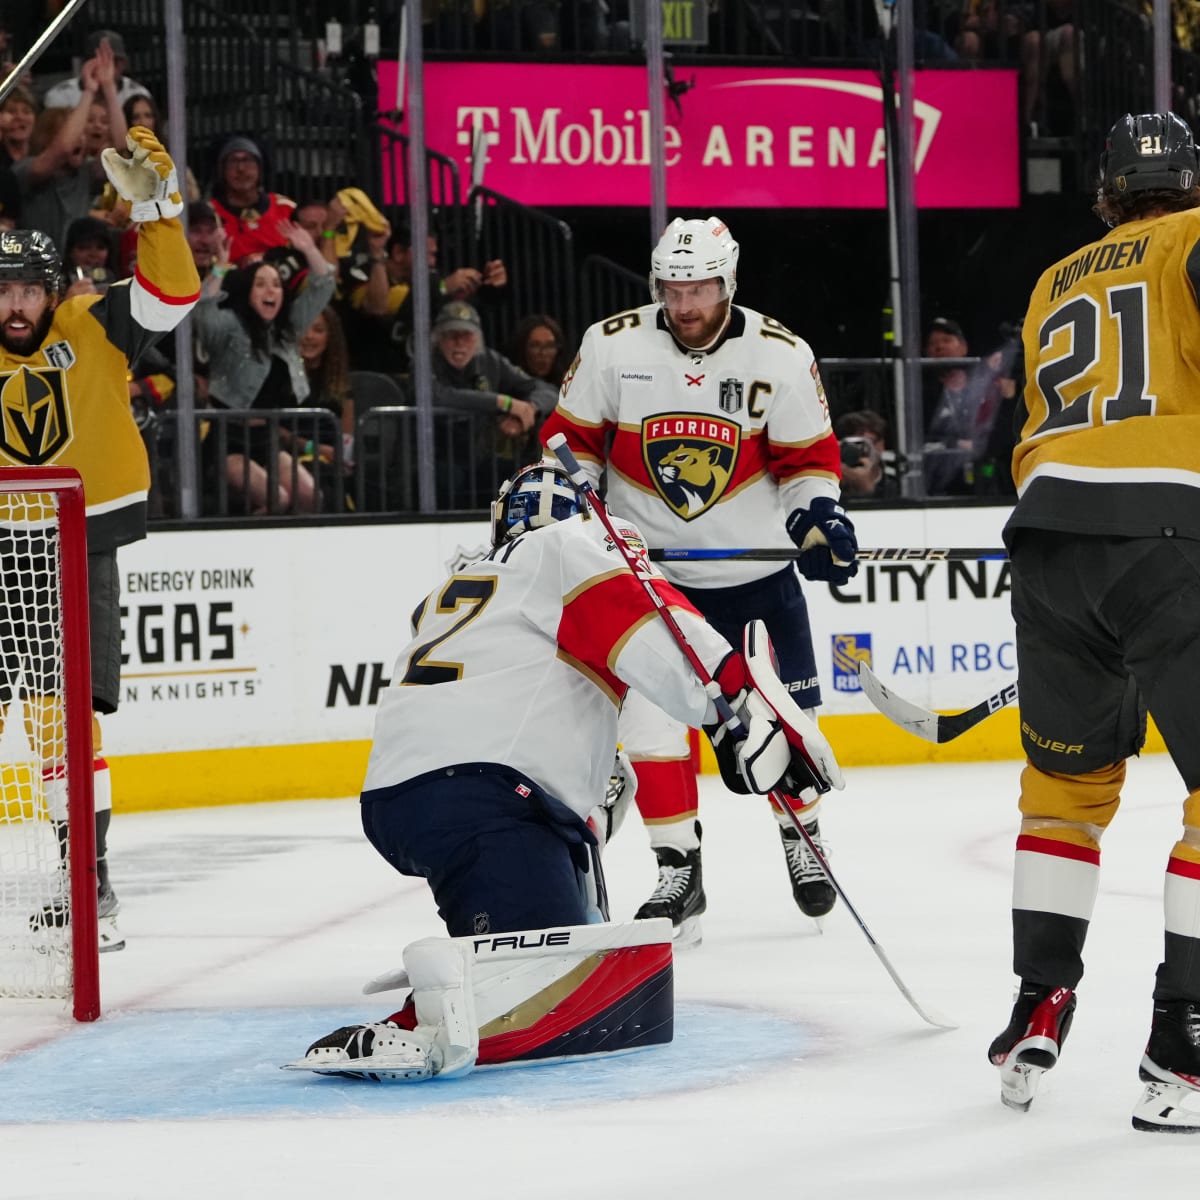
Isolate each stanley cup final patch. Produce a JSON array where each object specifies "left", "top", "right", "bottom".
[
  {"left": 642, "top": 413, "right": 739, "bottom": 520},
  {"left": 718, "top": 378, "right": 743, "bottom": 414}
]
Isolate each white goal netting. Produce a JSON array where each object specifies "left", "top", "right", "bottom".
[{"left": 0, "top": 492, "right": 73, "bottom": 1001}]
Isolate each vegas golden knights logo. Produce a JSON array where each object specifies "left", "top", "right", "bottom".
[
  {"left": 0, "top": 366, "right": 71, "bottom": 464},
  {"left": 642, "top": 412, "right": 739, "bottom": 519}
]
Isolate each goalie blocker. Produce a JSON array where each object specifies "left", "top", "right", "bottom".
[{"left": 288, "top": 919, "right": 674, "bottom": 1082}]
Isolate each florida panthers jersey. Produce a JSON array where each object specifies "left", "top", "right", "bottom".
[
  {"left": 362, "top": 510, "right": 732, "bottom": 819},
  {"left": 540, "top": 304, "right": 842, "bottom": 587}
]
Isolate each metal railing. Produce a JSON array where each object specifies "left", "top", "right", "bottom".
[
  {"left": 466, "top": 185, "right": 577, "bottom": 349},
  {"left": 152, "top": 408, "right": 347, "bottom": 517},
  {"left": 579, "top": 255, "right": 647, "bottom": 332},
  {"left": 354, "top": 405, "right": 542, "bottom": 513}
]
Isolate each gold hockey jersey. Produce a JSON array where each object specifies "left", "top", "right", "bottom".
[
  {"left": 1007, "top": 206, "right": 1200, "bottom": 543},
  {"left": 0, "top": 218, "right": 200, "bottom": 551}
]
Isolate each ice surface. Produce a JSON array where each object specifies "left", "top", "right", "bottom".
[{"left": 2, "top": 755, "right": 1196, "bottom": 1197}]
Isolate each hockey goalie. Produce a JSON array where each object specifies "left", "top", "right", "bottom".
[{"left": 287, "top": 463, "right": 840, "bottom": 1082}]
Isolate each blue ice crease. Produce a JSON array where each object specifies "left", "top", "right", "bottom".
[{"left": 0, "top": 1002, "right": 808, "bottom": 1122}]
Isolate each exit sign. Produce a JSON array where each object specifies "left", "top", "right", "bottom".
[{"left": 630, "top": 0, "right": 709, "bottom": 46}]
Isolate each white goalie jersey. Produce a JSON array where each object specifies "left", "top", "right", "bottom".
[
  {"left": 540, "top": 303, "right": 843, "bottom": 588},
  {"left": 361, "top": 511, "right": 732, "bottom": 818}
]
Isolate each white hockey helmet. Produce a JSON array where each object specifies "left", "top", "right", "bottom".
[
  {"left": 649, "top": 216, "right": 739, "bottom": 307},
  {"left": 491, "top": 462, "right": 589, "bottom": 546}
]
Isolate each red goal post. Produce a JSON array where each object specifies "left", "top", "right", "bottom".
[{"left": 0, "top": 466, "right": 98, "bottom": 1021}]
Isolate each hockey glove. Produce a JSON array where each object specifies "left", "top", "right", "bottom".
[
  {"left": 786, "top": 497, "right": 859, "bottom": 585},
  {"left": 702, "top": 662, "right": 804, "bottom": 797},
  {"left": 101, "top": 126, "right": 184, "bottom": 223}
]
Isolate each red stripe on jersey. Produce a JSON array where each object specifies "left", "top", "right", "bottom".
[
  {"left": 558, "top": 570, "right": 699, "bottom": 679},
  {"left": 477, "top": 942, "right": 672, "bottom": 1063},
  {"left": 540, "top": 408, "right": 610, "bottom": 465},
  {"left": 134, "top": 265, "right": 200, "bottom": 305},
  {"left": 1016, "top": 834, "right": 1101, "bottom": 866},
  {"left": 769, "top": 429, "right": 842, "bottom": 484},
  {"left": 1167, "top": 856, "right": 1200, "bottom": 881}
]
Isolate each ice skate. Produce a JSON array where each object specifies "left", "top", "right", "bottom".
[
  {"left": 635, "top": 845, "right": 706, "bottom": 949},
  {"left": 779, "top": 818, "right": 836, "bottom": 921},
  {"left": 988, "top": 983, "right": 1076, "bottom": 1112},
  {"left": 97, "top": 879, "right": 125, "bottom": 954},
  {"left": 1131, "top": 999, "right": 1200, "bottom": 1133},
  {"left": 29, "top": 876, "right": 126, "bottom": 954},
  {"left": 286, "top": 1020, "right": 440, "bottom": 1082}
]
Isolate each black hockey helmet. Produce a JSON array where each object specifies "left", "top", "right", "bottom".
[
  {"left": 0, "top": 229, "right": 64, "bottom": 295},
  {"left": 1099, "top": 112, "right": 1199, "bottom": 198},
  {"left": 491, "top": 462, "right": 588, "bottom": 546}
]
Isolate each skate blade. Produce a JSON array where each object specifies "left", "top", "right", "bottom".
[
  {"left": 282, "top": 1054, "right": 432, "bottom": 1082},
  {"left": 98, "top": 915, "right": 125, "bottom": 954},
  {"left": 672, "top": 914, "right": 702, "bottom": 950},
  {"left": 999, "top": 1062, "right": 1045, "bottom": 1112},
  {"left": 1132, "top": 1080, "right": 1200, "bottom": 1133}
]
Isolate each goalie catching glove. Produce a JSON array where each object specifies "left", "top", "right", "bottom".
[
  {"left": 704, "top": 619, "right": 844, "bottom": 798},
  {"left": 101, "top": 125, "right": 184, "bottom": 222}
]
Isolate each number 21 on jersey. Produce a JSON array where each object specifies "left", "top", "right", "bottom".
[{"left": 1029, "top": 282, "right": 1156, "bottom": 440}]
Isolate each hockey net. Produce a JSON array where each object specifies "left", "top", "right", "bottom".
[{"left": 0, "top": 467, "right": 98, "bottom": 1021}]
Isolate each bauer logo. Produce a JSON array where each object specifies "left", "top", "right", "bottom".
[{"left": 831, "top": 633, "right": 871, "bottom": 692}]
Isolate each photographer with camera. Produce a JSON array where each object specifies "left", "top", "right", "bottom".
[{"left": 834, "top": 410, "right": 897, "bottom": 500}]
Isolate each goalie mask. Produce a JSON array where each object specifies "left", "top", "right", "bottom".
[{"left": 491, "top": 463, "right": 588, "bottom": 546}]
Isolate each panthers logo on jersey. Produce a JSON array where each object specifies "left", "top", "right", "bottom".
[
  {"left": 0, "top": 366, "right": 71, "bottom": 465},
  {"left": 642, "top": 412, "right": 739, "bottom": 519}
]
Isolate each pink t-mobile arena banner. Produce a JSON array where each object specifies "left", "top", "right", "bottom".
[{"left": 378, "top": 62, "right": 1018, "bottom": 209}]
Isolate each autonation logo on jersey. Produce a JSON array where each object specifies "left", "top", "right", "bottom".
[{"left": 831, "top": 633, "right": 871, "bottom": 693}]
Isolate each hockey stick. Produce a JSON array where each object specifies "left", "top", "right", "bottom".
[
  {"left": 546, "top": 433, "right": 955, "bottom": 1031},
  {"left": 650, "top": 547, "right": 1007, "bottom": 563},
  {"left": 858, "top": 662, "right": 1019, "bottom": 743}
]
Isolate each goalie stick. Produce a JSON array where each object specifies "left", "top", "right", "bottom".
[
  {"left": 857, "top": 662, "right": 1019, "bottom": 743},
  {"left": 650, "top": 547, "right": 1007, "bottom": 563},
  {"left": 546, "top": 433, "right": 955, "bottom": 1031}
]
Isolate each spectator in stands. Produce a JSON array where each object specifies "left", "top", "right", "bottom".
[
  {"left": 956, "top": 2, "right": 1042, "bottom": 130},
  {"left": 193, "top": 220, "right": 336, "bottom": 514},
  {"left": 207, "top": 134, "right": 297, "bottom": 266},
  {"left": 1041, "top": 0, "right": 1078, "bottom": 136},
  {"left": 431, "top": 300, "right": 556, "bottom": 503},
  {"left": 346, "top": 219, "right": 508, "bottom": 375},
  {"left": 16, "top": 48, "right": 127, "bottom": 248},
  {"left": 185, "top": 199, "right": 221, "bottom": 280},
  {"left": 299, "top": 305, "right": 356, "bottom": 487},
  {"left": 294, "top": 199, "right": 329, "bottom": 243},
  {"left": 834, "top": 409, "right": 898, "bottom": 500},
  {"left": 509, "top": 313, "right": 571, "bottom": 388},
  {"left": 41, "top": 30, "right": 150, "bottom": 110},
  {"left": 922, "top": 316, "right": 1007, "bottom": 495},
  {"left": 61, "top": 214, "right": 116, "bottom": 298},
  {"left": 0, "top": 85, "right": 37, "bottom": 170},
  {"left": 122, "top": 92, "right": 158, "bottom": 137},
  {"left": 0, "top": 166, "right": 19, "bottom": 231}
]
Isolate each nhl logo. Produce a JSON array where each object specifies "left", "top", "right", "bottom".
[{"left": 718, "top": 379, "right": 743, "bottom": 414}]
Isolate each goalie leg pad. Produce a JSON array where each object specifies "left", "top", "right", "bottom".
[{"left": 469, "top": 919, "right": 674, "bottom": 1066}]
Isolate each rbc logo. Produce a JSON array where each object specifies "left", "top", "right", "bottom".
[{"left": 832, "top": 633, "right": 872, "bottom": 692}]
